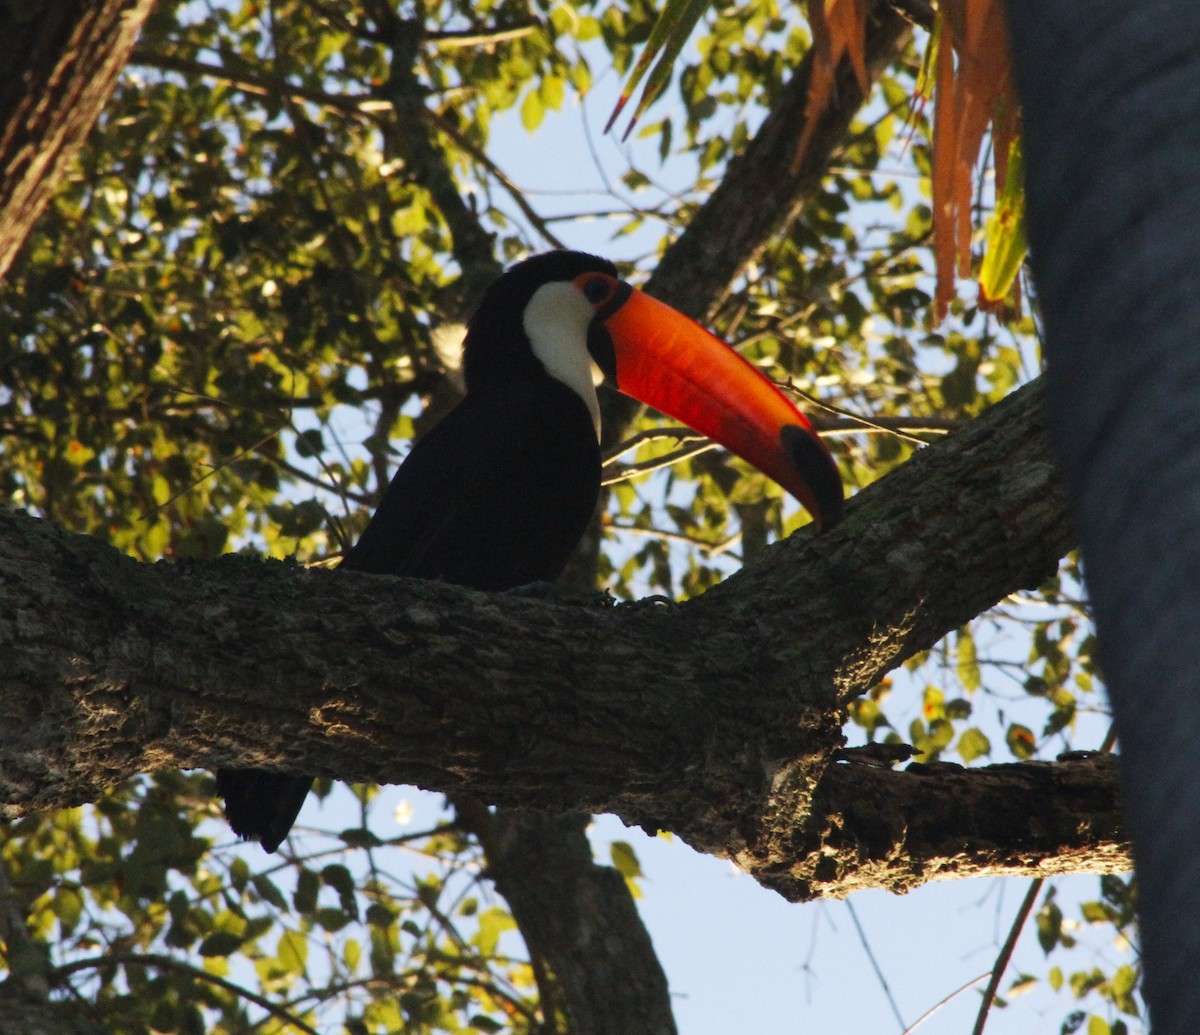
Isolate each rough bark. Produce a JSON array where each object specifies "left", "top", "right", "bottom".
[
  {"left": 794, "top": 755, "right": 1127, "bottom": 899},
  {"left": 0, "top": 0, "right": 156, "bottom": 279},
  {"left": 1006, "top": 2, "right": 1200, "bottom": 1031},
  {"left": 0, "top": 377, "right": 1119, "bottom": 900}
]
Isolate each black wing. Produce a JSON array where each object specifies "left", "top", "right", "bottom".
[
  {"left": 219, "top": 379, "right": 600, "bottom": 850},
  {"left": 342, "top": 382, "right": 600, "bottom": 589}
]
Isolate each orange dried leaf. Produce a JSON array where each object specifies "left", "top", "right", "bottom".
[
  {"left": 929, "top": 0, "right": 1021, "bottom": 320},
  {"left": 793, "top": 0, "right": 871, "bottom": 170}
]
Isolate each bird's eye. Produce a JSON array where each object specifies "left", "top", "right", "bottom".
[{"left": 581, "top": 276, "right": 612, "bottom": 304}]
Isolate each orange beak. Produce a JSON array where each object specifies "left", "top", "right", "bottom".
[{"left": 580, "top": 274, "right": 843, "bottom": 531}]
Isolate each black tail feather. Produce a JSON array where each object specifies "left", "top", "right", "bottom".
[{"left": 216, "top": 768, "right": 313, "bottom": 853}]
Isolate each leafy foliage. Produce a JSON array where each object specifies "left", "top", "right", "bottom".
[{"left": 0, "top": 1, "right": 1130, "bottom": 1032}]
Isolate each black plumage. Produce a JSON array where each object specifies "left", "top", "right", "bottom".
[{"left": 219, "top": 252, "right": 612, "bottom": 851}]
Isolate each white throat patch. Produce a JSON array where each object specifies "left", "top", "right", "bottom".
[{"left": 523, "top": 280, "right": 602, "bottom": 440}]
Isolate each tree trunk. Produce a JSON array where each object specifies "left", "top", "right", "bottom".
[
  {"left": 1005, "top": 3, "right": 1200, "bottom": 1032},
  {"left": 0, "top": 0, "right": 156, "bottom": 278}
]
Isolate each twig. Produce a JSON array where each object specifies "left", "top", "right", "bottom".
[
  {"left": 607, "top": 522, "right": 742, "bottom": 558},
  {"left": 428, "top": 112, "right": 568, "bottom": 249},
  {"left": 971, "top": 724, "right": 1119, "bottom": 1035},
  {"left": 780, "top": 380, "right": 950, "bottom": 446},
  {"left": 52, "top": 952, "right": 321, "bottom": 1035},
  {"left": 427, "top": 23, "right": 539, "bottom": 49},
  {"left": 846, "top": 897, "right": 907, "bottom": 1031},
  {"left": 601, "top": 441, "right": 718, "bottom": 486},
  {"left": 902, "top": 973, "right": 991, "bottom": 1034},
  {"left": 814, "top": 415, "right": 960, "bottom": 437},
  {"left": 132, "top": 50, "right": 375, "bottom": 119},
  {"left": 602, "top": 426, "right": 705, "bottom": 463},
  {"left": 970, "top": 878, "right": 1043, "bottom": 1035}
]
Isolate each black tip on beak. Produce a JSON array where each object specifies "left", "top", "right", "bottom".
[{"left": 780, "top": 425, "right": 844, "bottom": 530}]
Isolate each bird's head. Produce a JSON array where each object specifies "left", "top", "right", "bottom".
[{"left": 463, "top": 250, "right": 843, "bottom": 530}]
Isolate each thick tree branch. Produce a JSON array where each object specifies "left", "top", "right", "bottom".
[
  {"left": 786, "top": 756, "right": 1127, "bottom": 900},
  {"left": 0, "top": 378, "right": 1114, "bottom": 900}
]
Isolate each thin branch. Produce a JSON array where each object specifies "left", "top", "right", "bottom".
[
  {"left": 780, "top": 380, "right": 949, "bottom": 446},
  {"left": 607, "top": 522, "right": 742, "bottom": 558},
  {"left": 427, "top": 24, "right": 539, "bottom": 49},
  {"left": 846, "top": 897, "right": 907, "bottom": 1031},
  {"left": 149, "top": 426, "right": 286, "bottom": 517},
  {"left": 261, "top": 451, "right": 370, "bottom": 506},
  {"left": 599, "top": 412, "right": 957, "bottom": 487},
  {"left": 970, "top": 878, "right": 1043, "bottom": 1035},
  {"left": 601, "top": 441, "right": 718, "bottom": 486},
  {"left": 902, "top": 973, "right": 991, "bottom": 1035},
  {"left": 427, "top": 111, "right": 568, "bottom": 250},
  {"left": 131, "top": 50, "right": 375, "bottom": 119},
  {"left": 52, "top": 952, "right": 320, "bottom": 1035},
  {"left": 815, "top": 414, "right": 960, "bottom": 437},
  {"left": 970, "top": 726, "right": 1119, "bottom": 1035},
  {"left": 602, "top": 426, "right": 706, "bottom": 464}
]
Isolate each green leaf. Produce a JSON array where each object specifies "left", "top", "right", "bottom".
[
  {"left": 278, "top": 929, "right": 308, "bottom": 976},
  {"left": 1081, "top": 901, "right": 1115, "bottom": 924},
  {"left": 1111, "top": 963, "right": 1138, "bottom": 1003},
  {"left": 295, "top": 428, "right": 324, "bottom": 458},
  {"left": 252, "top": 875, "right": 288, "bottom": 911},
  {"left": 956, "top": 727, "right": 991, "bottom": 763},
  {"left": 316, "top": 907, "right": 352, "bottom": 932},
  {"left": 366, "top": 903, "right": 396, "bottom": 928},
  {"left": 52, "top": 886, "right": 83, "bottom": 934},
  {"left": 1006, "top": 723, "right": 1036, "bottom": 760},
  {"left": 198, "top": 931, "right": 243, "bottom": 958},
  {"left": 605, "top": 0, "right": 713, "bottom": 138},
  {"left": 520, "top": 90, "right": 544, "bottom": 132},
  {"left": 610, "top": 840, "right": 644, "bottom": 881},
  {"left": 928, "top": 717, "right": 954, "bottom": 751},
  {"left": 294, "top": 867, "right": 319, "bottom": 915},
  {"left": 229, "top": 856, "right": 250, "bottom": 892},
  {"left": 540, "top": 74, "right": 564, "bottom": 111},
  {"left": 980, "top": 137, "right": 1028, "bottom": 303},
  {"left": 945, "top": 697, "right": 972, "bottom": 720},
  {"left": 475, "top": 906, "right": 516, "bottom": 958},
  {"left": 956, "top": 631, "right": 981, "bottom": 693},
  {"left": 848, "top": 696, "right": 886, "bottom": 735},
  {"left": 1036, "top": 897, "right": 1063, "bottom": 954}
]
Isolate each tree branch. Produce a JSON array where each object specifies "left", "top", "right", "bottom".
[
  {"left": 797, "top": 757, "right": 1126, "bottom": 901},
  {"left": 0, "top": 0, "right": 157, "bottom": 278},
  {"left": 0, "top": 378, "right": 1114, "bottom": 900}
]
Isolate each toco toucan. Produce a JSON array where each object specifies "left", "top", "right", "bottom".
[{"left": 217, "top": 250, "right": 842, "bottom": 851}]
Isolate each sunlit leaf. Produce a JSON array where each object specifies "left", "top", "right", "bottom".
[
  {"left": 278, "top": 929, "right": 308, "bottom": 976},
  {"left": 980, "top": 137, "right": 1028, "bottom": 307},
  {"left": 605, "top": 0, "right": 712, "bottom": 139},
  {"left": 956, "top": 727, "right": 990, "bottom": 763}
]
